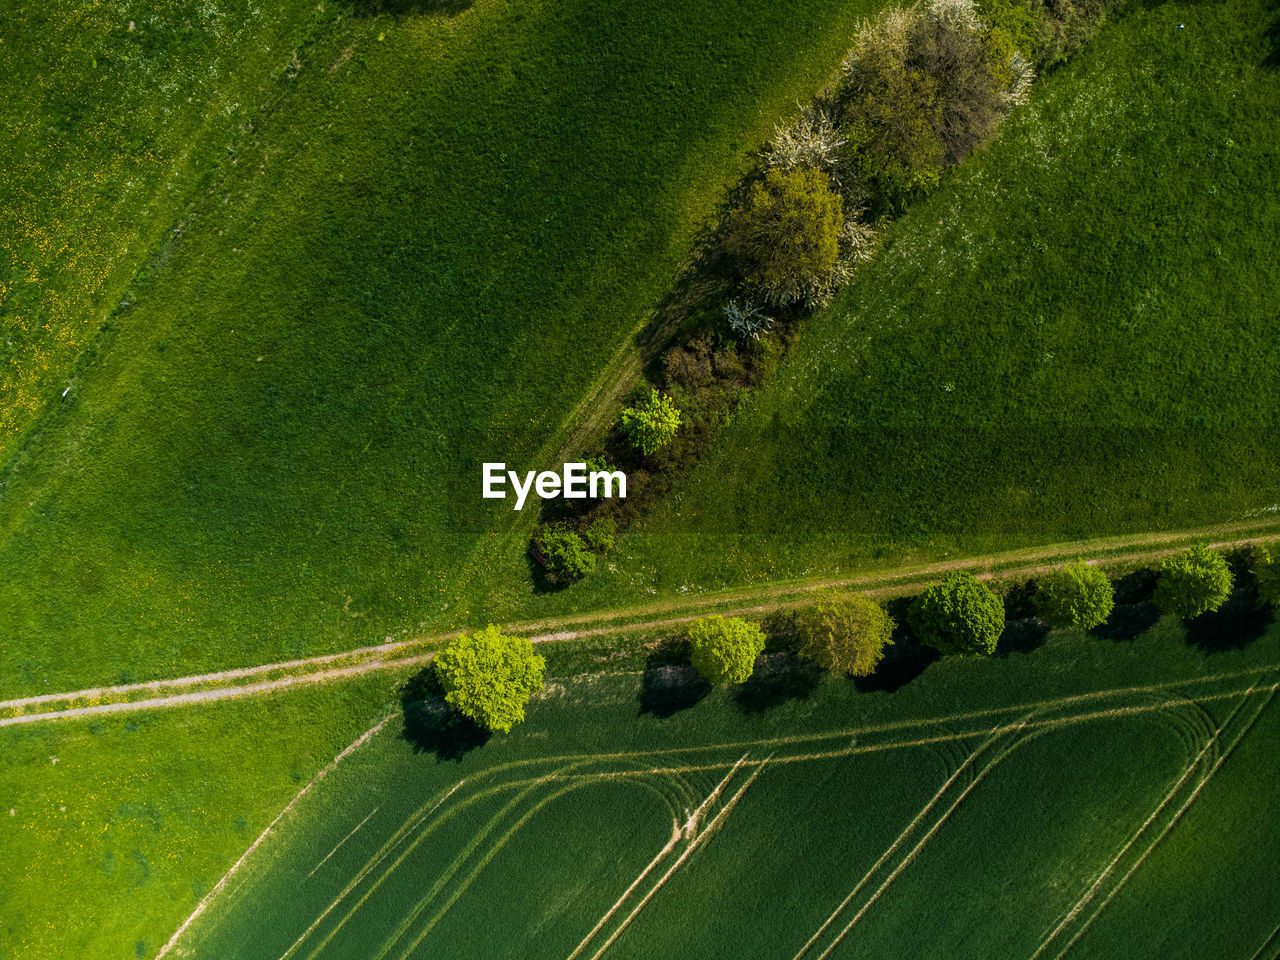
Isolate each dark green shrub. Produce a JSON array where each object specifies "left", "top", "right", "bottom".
[
  {"left": 1255, "top": 544, "right": 1280, "bottom": 607},
  {"left": 1035, "top": 562, "right": 1114, "bottom": 629},
  {"left": 620, "top": 389, "right": 682, "bottom": 456},
  {"left": 434, "top": 625, "right": 546, "bottom": 733},
  {"left": 797, "top": 592, "right": 895, "bottom": 676},
  {"left": 724, "top": 167, "right": 845, "bottom": 305},
  {"left": 583, "top": 516, "right": 617, "bottom": 553},
  {"left": 532, "top": 523, "right": 595, "bottom": 585},
  {"left": 688, "top": 615, "right": 766, "bottom": 684},
  {"left": 1153, "top": 546, "right": 1234, "bottom": 619},
  {"left": 909, "top": 571, "right": 1005, "bottom": 655}
]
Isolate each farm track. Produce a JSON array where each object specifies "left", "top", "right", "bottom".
[{"left": 3, "top": 517, "right": 1279, "bottom": 727}]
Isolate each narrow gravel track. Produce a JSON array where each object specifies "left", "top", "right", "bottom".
[{"left": 3, "top": 518, "right": 1277, "bottom": 727}]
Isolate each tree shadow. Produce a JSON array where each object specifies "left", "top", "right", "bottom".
[
  {"left": 853, "top": 597, "right": 940, "bottom": 693},
  {"left": 1093, "top": 601, "right": 1162, "bottom": 643},
  {"left": 1184, "top": 556, "right": 1274, "bottom": 653},
  {"left": 732, "top": 651, "right": 822, "bottom": 715},
  {"left": 1113, "top": 568, "right": 1159, "bottom": 605},
  {"left": 400, "top": 669, "right": 490, "bottom": 761},
  {"left": 997, "top": 617, "right": 1051, "bottom": 656},
  {"left": 353, "top": 0, "right": 473, "bottom": 16},
  {"left": 637, "top": 642, "right": 710, "bottom": 718},
  {"left": 1266, "top": 0, "right": 1280, "bottom": 68}
]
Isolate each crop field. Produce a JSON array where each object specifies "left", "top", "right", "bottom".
[
  {"left": 0, "top": 0, "right": 894, "bottom": 699},
  {"left": 171, "top": 608, "right": 1280, "bottom": 960},
  {"left": 573, "top": 0, "right": 1280, "bottom": 600}
]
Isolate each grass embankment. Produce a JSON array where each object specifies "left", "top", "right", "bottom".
[
  {"left": 0, "top": 676, "right": 391, "bottom": 960},
  {"left": 0, "top": 0, "right": 898, "bottom": 699},
  {"left": 0, "top": 0, "right": 319, "bottom": 458},
  {"left": 174, "top": 599, "right": 1280, "bottom": 960},
  {"left": 554, "top": 0, "right": 1280, "bottom": 604}
]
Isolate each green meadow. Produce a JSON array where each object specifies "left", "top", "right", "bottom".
[
  {"left": 575, "top": 0, "right": 1280, "bottom": 600},
  {"left": 0, "top": 0, "right": 894, "bottom": 698},
  {"left": 0, "top": 676, "right": 391, "bottom": 959}
]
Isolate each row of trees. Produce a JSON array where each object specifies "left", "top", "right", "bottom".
[
  {"left": 435, "top": 545, "right": 1276, "bottom": 733},
  {"left": 527, "top": 0, "right": 1122, "bottom": 588}
]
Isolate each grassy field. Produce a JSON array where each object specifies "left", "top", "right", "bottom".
[
  {"left": 164, "top": 596, "right": 1280, "bottom": 960},
  {"left": 0, "top": 0, "right": 898, "bottom": 699},
  {"left": 0, "top": 0, "right": 319, "bottom": 458},
  {"left": 0, "top": 675, "right": 392, "bottom": 959},
  {"left": 558, "top": 0, "right": 1280, "bottom": 602}
]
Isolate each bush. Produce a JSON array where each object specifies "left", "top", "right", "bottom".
[
  {"left": 532, "top": 523, "right": 595, "bottom": 584},
  {"left": 433, "top": 625, "right": 546, "bottom": 733},
  {"left": 1152, "top": 546, "right": 1234, "bottom": 619},
  {"left": 722, "top": 297, "right": 774, "bottom": 341},
  {"left": 837, "top": 0, "right": 1019, "bottom": 211},
  {"left": 687, "top": 615, "right": 766, "bottom": 684},
  {"left": 583, "top": 516, "right": 617, "bottom": 553},
  {"left": 724, "top": 167, "right": 845, "bottom": 306},
  {"left": 763, "top": 105, "right": 849, "bottom": 182},
  {"left": 797, "top": 592, "right": 895, "bottom": 676},
  {"left": 620, "top": 389, "right": 682, "bottom": 456},
  {"left": 909, "top": 571, "right": 1005, "bottom": 655},
  {"left": 1035, "top": 562, "right": 1114, "bottom": 629},
  {"left": 1255, "top": 544, "right": 1280, "bottom": 607}
]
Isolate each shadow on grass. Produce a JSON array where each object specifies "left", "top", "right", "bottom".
[
  {"left": 997, "top": 617, "right": 1051, "bottom": 656},
  {"left": 732, "top": 652, "right": 822, "bottom": 715},
  {"left": 1093, "top": 601, "right": 1163, "bottom": 642},
  {"left": 638, "top": 642, "right": 710, "bottom": 718},
  {"left": 1185, "top": 559, "right": 1274, "bottom": 653},
  {"left": 400, "top": 669, "right": 490, "bottom": 761},
  {"left": 353, "top": 0, "right": 473, "bottom": 16}
]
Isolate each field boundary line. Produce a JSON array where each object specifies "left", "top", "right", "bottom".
[
  {"left": 293, "top": 766, "right": 579, "bottom": 960},
  {"left": 1027, "top": 691, "right": 1252, "bottom": 960},
  {"left": 567, "top": 758, "right": 748, "bottom": 960},
  {"left": 565, "top": 824, "right": 683, "bottom": 960},
  {"left": 275, "top": 778, "right": 472, "bottom": 960},
  {"left": 1248, "top": 920, "right": 1280, "bottom": 960},
  {"left": 587, "top": 757, "right": 772, "bottom": 960},
  {"left": 5, "top": 521, "right": 1279, "bottom": 725},
  {"left": 307, "top": 807, "right": 381, "bottom": 880},
  {"left": 155, "top": 713, "right": 394, "bottom": 960},
  {"left": 1050, "top": 685, "right": 1278, "bottom": 960},
  {"left": 809, "top": 723, "right": 1045, "bottom": 960},
  {"left": 792, "top": 727, "right": 1005, "bottom": 960}
]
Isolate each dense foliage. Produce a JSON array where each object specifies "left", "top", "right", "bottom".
[
  {"left": 620, "top": 389, "right": 683, "bottom": 456},
  {"left": 1255, "top": 545, "right": 1280, "bottom": 607},
  {"left": 909, "top": 572, "right": 1005, "bottom": 655},
  {"left": 1153, "top": 547, "right": 1234, "bottom": 619},
  {"left": 687, "top": 615, "right": 766, "bottom": 684},
  {"left": 797, "top": 592, "right": 896, "bottom": 676},
  {"left": 532, "top": 524, "right": 597, "bottom": 585},
  {"left": 724, "top": 167, "right": 845, "bottom": 306},
  {"left": 433, "top": 625, "right": 546, "bottom": 733},
  {"left": 1035, "top": 562, "right": 1114, "bottom": 629}
]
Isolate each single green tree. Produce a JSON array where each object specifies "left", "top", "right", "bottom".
[
  {"left": 724, "top": 166, "right": 845, "bottom": 305},
  {"left": 620, "top": 389, "right": 682, "bottom": 456},
  {"left": 433, "top": 625, "right": 546, "bottom": 733},
  {"left": 532, "top": 523, "right": 595, "bottom": 585},
  {"left": 688, "top": 615, "right": 766, "bottom": 685},
  {"left": 909, "top": 572, "right": 1005, "bottom": 656},
  {"left": 1254, "top": 544, "right": 1280, "bottom": 607},
  {"left": 1035, "top": 562, "right": 1115, "bottom": 629},
  {"left": 1153, "top": 546, "right": 1233, "bottom": 619},
  {"left": 797, "top": 592, "right": 895, "bottom": 676}
]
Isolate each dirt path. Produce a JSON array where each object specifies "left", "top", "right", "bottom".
[{"left": 3, "top": 517, "right": 1277, "bottom": 727}]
